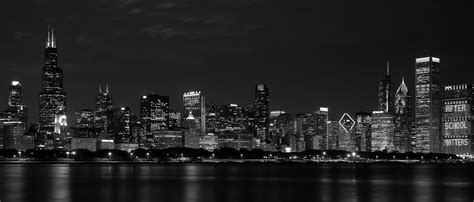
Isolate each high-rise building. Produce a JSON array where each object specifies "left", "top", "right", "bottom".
[
  {"left": 371, "top": 111, "right": 395, "bottom": 152},
  {"left": 214, "top": 104, "right": 248, "bottom": 132},
  {"left": 183, "top": 91, "right": 206, "bottom": 134},
  {"left": 141, "top": 94, "right": 170, "bottom": 133},
  {"left": 315, "top": 107, "right": 329, "bottom": 150},
  {"left": 1, "top": 81, "right": 28, "bottom": 124},
  {"left": 71, "top": 109, "right": 99, "bottom": 138},
  {"left": 338, "top": 113, "right": 356, "bottom": 151},
  {"left": 394, "top": 78, "right": 413, "bottom": 152},
  {"left": 254, "top": 84, "right": 270, "bottom": 141},
  {"left": 168, "top": 110, "right": 181, "bottom": 130},
  {"left": 39, "top": 27, "right": 67, "bottom": 136},
  {"left": 95, "top": 84, "right": 113, "bottom": 131},
  {"left": 327, "top": 120, "right": 340, "bottom": 150},
  {"left": 441, "top": 84, "right": 473, "bottom": 155},
  {"left": 379, "top": 62, "right": 392, "bottom": 113},
  {"left": 355, "top": 111, "right": 372, "bottom": 152},
  {"left": 183, "top": 112, "right": 200, "bottom": 148},
  {"left": 8, "top": 81, "right": 23, "bottom": 107},
  {"left": 415, "top": 56, "right": 441, "bottom": 153},
  {"left": 1, "top": 121, "right": 25, "bottom": 150}
]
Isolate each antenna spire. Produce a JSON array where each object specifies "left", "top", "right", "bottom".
[
  {"left": 386, "top": 61, "right": 390, "bottom": 76},
  {"left": 51, "top": 28, "right": 56, "bottom": 48},
  {"left": 46, "top": 25, "right": 50, "bottom": 48},
  {"left": 106, "top": 84, "right": 109, "bottom": 94},
  {"left": 99, "top": 84, "right": 102, "bottom": 93}
]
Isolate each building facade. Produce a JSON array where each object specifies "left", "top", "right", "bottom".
[
  {"left": 183, "top": 91, "right": 206, "bottom": 134},
  {"left": 355, "top": 111, "right": 372, "bottom": 152},
  {"left": 254, "top": 84, "right": 270, "bottom": 141},
  {"left": 441, "top": 84, "right": 474, "bottom": 155},
  {"left": 39, "top": 27, "right": 67, "bottom": 136},
  {"left": 415, "top": 56, "right": 441, "bottom": 153},
  {"left": 394, "top": 78, "right": 413, "bottom": 152},
  {"left": 141, "top": 94, "right": 170, "bottom": 133},
  {"left": 371, "top": 111, "right": 395, "bottom": 152}
]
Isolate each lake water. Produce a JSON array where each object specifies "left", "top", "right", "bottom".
[{"left": 0, "top": 163, "right": 473, "bottom": 202}]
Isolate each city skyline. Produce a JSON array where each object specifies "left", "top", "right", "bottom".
[{"left": 2, "top": 0, "right": 474, "bottom": 123}]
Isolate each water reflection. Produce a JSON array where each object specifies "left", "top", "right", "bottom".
[{"left": 0, "top": 164, "right": 473, "bottom": 202}]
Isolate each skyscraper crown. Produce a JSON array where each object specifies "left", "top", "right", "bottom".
[
  {"left": 46, "top": 26, "right": 56, "bottom": 48},
  {"left": 396, "top": 77, "right": 409, "bottom": 96}
]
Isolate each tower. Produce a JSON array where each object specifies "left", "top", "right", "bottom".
[
  {"left": 183, "top": 91, "right": 205, "bottom": 134},
  {"left": 415, "top": 56, "right": 441, "bottom": 153},
  {"left": 394, "top": 77, "right": 413, "bottom": 152},
  {"left": 254, "top": 84, "right": 270, "bottom": 142},
  {"left": 140, "top": 94, "right": 170, "bottom": 133},
  {"left": 378, "top": 61, "right": 392, "bottom": 113},
  {"left": 39, "top": 26, "right": 67, "bottom": 136},
  {"left": 95, "top": 84, "right": 113, "bottom": 132}
]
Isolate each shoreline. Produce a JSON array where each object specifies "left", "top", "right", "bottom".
[{"left": 0, "top": 159, "right": 470, "bottom": 164}]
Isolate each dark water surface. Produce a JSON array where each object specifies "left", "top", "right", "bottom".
[{"left": 0, "top": 163, "right": 473, "bottom": 202}]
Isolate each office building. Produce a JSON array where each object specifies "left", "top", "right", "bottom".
[
  {"left": 254, "top": 84, "right": 270, "bottom": 141},
  {"left": 394, "top": 78, "right": 413, "bottom": 152},
  {"left": 141, "top": 94, "right": 170, "bottom": 133},
  {"left": 355, "top": 111, "right": 372, "bottom": 152},
  {"left": 183, "top": 91, "right": 206, "bottom": 134},
  {"left": 379, "top": 62, "right": 392, "bottom": 113},
  {"left": 441, "top": 84, "right": 473, "bottom": 155},
  {"left": 39, "top": 27, "right": 67, "bottom": 137},
  {"left": 371, "top": 111, "right": 395, "bottom": 151},
  {"left": 415, "top": 56, "right": 441, "bottom": 153}
]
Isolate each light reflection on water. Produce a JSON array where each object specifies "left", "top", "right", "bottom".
[{"left": 0, "top": 164, "right": 473, "bottom": 202}]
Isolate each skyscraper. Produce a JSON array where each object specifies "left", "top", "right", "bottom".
[
  {"left": 1, "top": 81, "right": 28, "bottom": 124},
  {"left": 415, "top": 56, "right": 441, "bottom": 153},
  {"left": 378, "top": 61, "right": 392, "bottom": 113},
  {"left": 441, "top": 84, "right": 473, "bottom": 155},
  {"left": 39, "top": 27, "right": 67, "bottom": 135},
  {"left": 8, "top": 81, "right": 23, "bottom": 107},
  {"left": 394, "top": 77, "right": 413, "bottom": 152},
  {"left": 355, "top": 111, "right": 372, "bottom": 152},
  {"left": 371, "top": 111, "right": 395, "bottom": 151},
  {"left": 95, "top": 84, "right": 113, "bottom": 131},
  {"left": 315, "top": 107, "right": 329, "bottom": 150},
  {"left": 141, "top": 94, "right": 170, "bottom": 133},
  {"left": 254, "top": 84, "right": 270, "bottom": 141},
  {"left": 338, "top": 113, "right": 355, "bottom": 151},
  {"left": 183, "top": 91, "right": 206, "bottom": 134}
]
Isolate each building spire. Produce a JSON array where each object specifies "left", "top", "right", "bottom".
[
  {"left": 46, "top": 25, "right": 56, "bottom": 48},
  {"left": 51, "top": 28, "right": 56, "bottom": 48},
  {"left": 46, "top": 25, "right": 50, "bottom": 48},
  {"left": 99, "top": 84, "right": 102, "bottom": 94},
  {"left": 106, "top": 83, "right": 109, "bottom": 94},
  {"left": 386, "top": 61, "right": 390, "bottom": 76}
]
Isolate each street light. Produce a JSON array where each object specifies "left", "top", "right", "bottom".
[
  {"left": 66, "top": 151, "right": 70, "bottom": 158},
  {"left": 108, "top": 152, "right": 112, "bottom": 160},
  {"left": 18, "top": 151, "right": 22, "bottom": 158}
]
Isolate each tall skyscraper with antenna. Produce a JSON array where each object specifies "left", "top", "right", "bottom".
[
  {"left": 39, "top": 26, "right": 67, "bottom": 137},
  {"left": 95, "top": 84, "right": 113, "bottom": 132},
  {"left": 378, "top": 61, "right": 392, "bottom": 114}
]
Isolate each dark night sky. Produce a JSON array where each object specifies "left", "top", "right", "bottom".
[{"left": 1, "top": 0, "right": 473, "bottom": 123}]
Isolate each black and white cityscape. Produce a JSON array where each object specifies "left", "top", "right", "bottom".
[
  {"left": 1, "top": 1, "right": 474, "bottom": 202},
  {"left": 0, "top": 27, "right": 472, "bottom": 158}
]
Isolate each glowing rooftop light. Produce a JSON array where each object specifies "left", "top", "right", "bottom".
[{"left": 11, "top": 81, "right": 20, "bottom": 86}]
